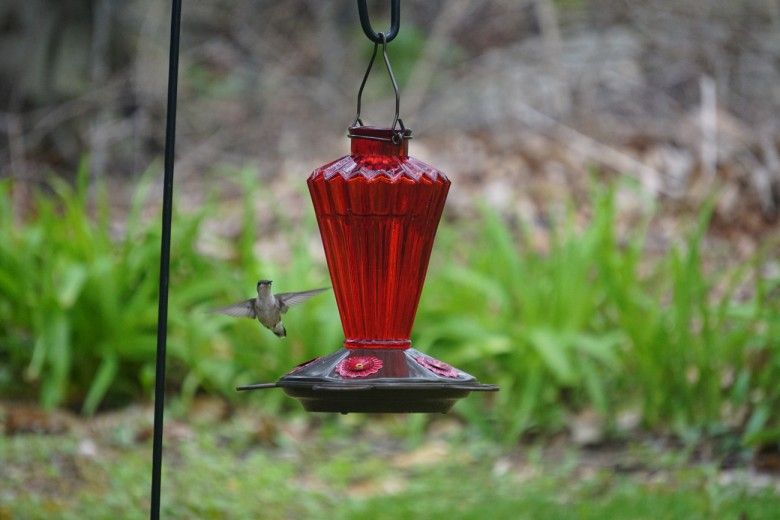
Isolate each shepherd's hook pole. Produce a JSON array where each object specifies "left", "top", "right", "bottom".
[{"left": 151, "top": 0, "right": 182, "bottom": 518}]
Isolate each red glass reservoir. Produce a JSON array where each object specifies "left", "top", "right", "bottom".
[{"left": 308, "top": 127, "right": 449, "bottom": 351}]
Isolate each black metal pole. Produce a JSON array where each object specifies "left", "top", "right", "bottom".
[{"left": 151, "top": 0, "right": 182, "bottom": 518}]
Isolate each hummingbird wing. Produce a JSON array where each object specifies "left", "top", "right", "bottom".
[
  {"left": 275, "top": 287, "right": 329, "bottom": 313},
  {"left": 212, "top": 299, "right": 257, "bottom": 319}
]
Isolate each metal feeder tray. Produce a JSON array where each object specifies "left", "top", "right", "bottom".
[{"left": 237, "top": 348, "right": 498, "bottom": 414}]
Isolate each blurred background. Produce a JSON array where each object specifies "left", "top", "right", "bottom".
[{"left": 2, "top": 1, "right": 780, "bottom": 518}]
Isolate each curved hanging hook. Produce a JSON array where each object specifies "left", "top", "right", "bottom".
[
  {"left": 350, "top": 32, "right": 408, "bottom": 143},
  {"left": 357, "top": 0, "right": 401, "bottom": 44}
]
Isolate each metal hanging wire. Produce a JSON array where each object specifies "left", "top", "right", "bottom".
[{"left": 349, "top": 0, "right": 411, "bottom": 144}]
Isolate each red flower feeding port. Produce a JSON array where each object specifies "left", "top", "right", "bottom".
[{"left": 236, "top": 3, "right": 497, "bottom": 412}]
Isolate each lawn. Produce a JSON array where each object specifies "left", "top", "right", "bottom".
[{"left": 2, "top": 404, "right": 779, "bottom": 519}]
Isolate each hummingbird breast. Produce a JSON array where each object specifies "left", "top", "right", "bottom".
[{"left": 255, "top": 300, "right": 281, "bottom": 328}]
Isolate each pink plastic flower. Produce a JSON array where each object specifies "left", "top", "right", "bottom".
[
  {"left": 415, "top": 356, "right": 459, "bottom": 378},
  {"left": 337, "top": 355, "right": 383, "bottom": 378},
  {"left": 290, "top": 357, "right": 320, "bottom": 374}
]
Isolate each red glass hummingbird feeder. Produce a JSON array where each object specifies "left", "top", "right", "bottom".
[{"left": 237, "top": 3, "right": 497, "bottom": 412}]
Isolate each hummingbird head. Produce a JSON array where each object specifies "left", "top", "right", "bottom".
[{"left": 257, "top": 280, "right": 272, "bottom": 291}]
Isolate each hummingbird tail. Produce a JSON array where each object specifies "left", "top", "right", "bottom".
[{"left": 272, "top": 322, "right": 287, "bottom": 338}]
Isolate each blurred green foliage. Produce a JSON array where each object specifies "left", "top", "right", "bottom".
[
  {"left": 0, "top": 165, "right": 336, "bottom": 416},
  {"left": 1, "top": 169, "right": 779, "bottom": 447},
  {"left": 422, "top": 188, "right": 780, "bottom": 445}
]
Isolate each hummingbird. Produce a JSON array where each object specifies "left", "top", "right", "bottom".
[{"left": 214, "top": 280, "right": 329, "bottom": 337}]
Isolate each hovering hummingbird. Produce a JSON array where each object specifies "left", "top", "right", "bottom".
[{"left": 214, "top": 280, "right": 329, "bottom": 337}]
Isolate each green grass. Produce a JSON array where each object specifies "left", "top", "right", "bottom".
[
  {"left": 1, "top": 169, "right": 779, "bottom": 448},
  {"left": 1, "top": 414, "right": 778, "bottom": 519}
]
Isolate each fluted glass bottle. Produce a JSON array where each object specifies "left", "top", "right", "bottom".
[{"left": 308, "top": 126, "right": 449, "bottom": 352}]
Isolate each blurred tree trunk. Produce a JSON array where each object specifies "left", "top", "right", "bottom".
[{"left": 1, "top": 0, "right": 95, "bottom": 107}]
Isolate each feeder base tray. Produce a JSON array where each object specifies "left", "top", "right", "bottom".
[
  {"left": 279, "top": 380, "right": 496, "bottom": 414},
  {"left": 237, "top": 348, "right": 498, "bottom": 414}
]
